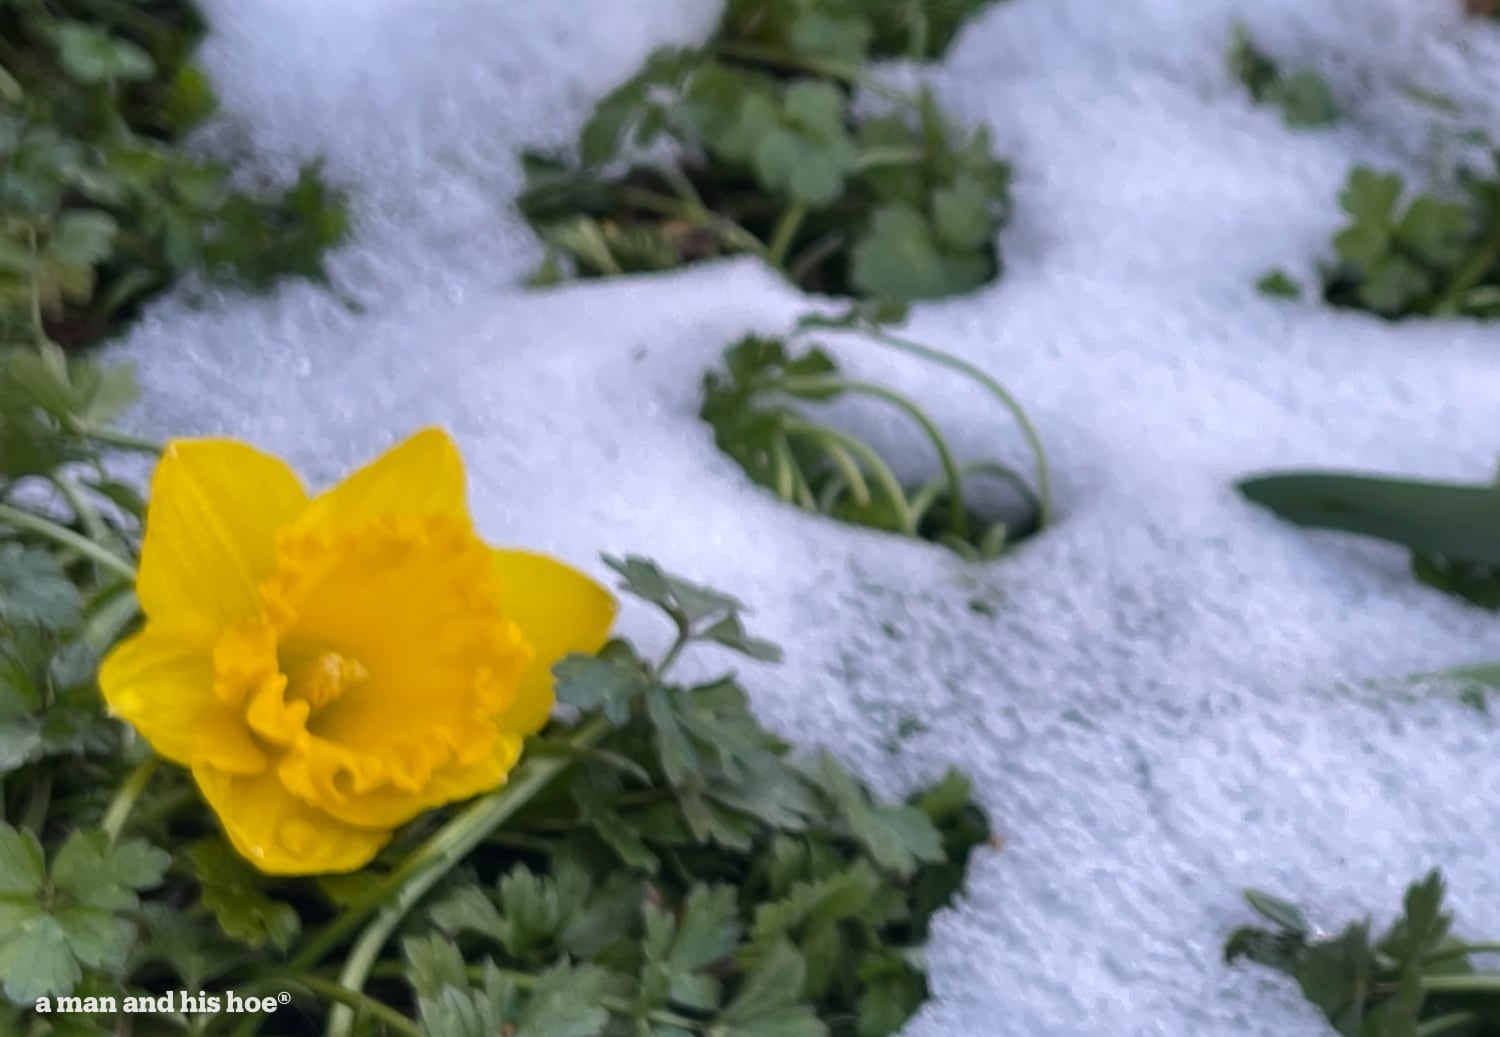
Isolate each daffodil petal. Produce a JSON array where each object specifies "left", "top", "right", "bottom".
[
  {"left": 192, "top": 763, "right": 390, "bottom": 876},
  {"left": 138, "top": 440, "right": 308, "bottom": 636},
  {"left": 293, "top": 428, "right": 467, "bottom": 536},
  {"left": 492, "top": 549, "right": 617, "bottom": 734},
  {"left": 100, "top": 629, "right": 267, "bottom": 775}
]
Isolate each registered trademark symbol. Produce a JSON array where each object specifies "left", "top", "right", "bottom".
[{"left": 278, "top": 992, "right": 291, "bottom": 1004}]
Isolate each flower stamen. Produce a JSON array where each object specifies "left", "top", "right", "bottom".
[{"left": 286, "top": 650, "right": 369, "bottom": 713}]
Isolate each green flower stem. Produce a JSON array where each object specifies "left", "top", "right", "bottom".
[
  {"left": 1421, "top": 942, "right": 1500, "bottom": 967},
  {"left": 27, "top": 227, "right": 49, "bottom": 348},
  {"left": 1434, "top": 217, "right": 1500, "bottom": 315},
  {"left": 309, "top": 716, "right": 611, "bottom": 1037},
  {"left": 769, "top": 435, "right": 817, "bottom": 511},
  {"left": 786, "top": 230, "right": 848, "bottom": 285},
  {"left": 82, "top": 586, "right": 142, "bottom": 655},
  {"left": 101, "top": 756, "right": 159, "bottom": 847},
  {"left": 21, "top": 772, "right": 50, "bottom": 833},
  {"left": 289, "top": 976, "right": 424, "bottom": 1037},
  {"left": 851, "top": 147, "right": 928, "bottom": 173},
  {"left": 857, "top": 324, "right": 1053, "bottom": 527},
  {"left": 85, "top": 427, "right": 164, "bottom": 455},
  {"left": 611, "top": 185, "right": 768, "bottom": 259},
  {"left": 908, "top": 477, "right": 947, "bottom": 527},
  {"left": 766, "top": 203, "right": 809, "bottom": 272},
  {"left": 715, "top": 40, "right": 911, "bottom": 103},
  {"left": 781, "top": 376, "right": 968, "bottom": 541},
  {"left": 818, "top": 439, "right": 872, "bottom": 505},
  {"left": 1420, "top": 973, "right": 1500, "bottom": 994},
  {"left": 787, "top": 448, "right": 819, "bottom": 511},
  {"left": 654, "top": 625, "right": 694, "bottom": 678},
  {"left": 768, "top": 435, "right": 797, "bottom": 502},
  {"left": 0, "top": 502, "right": 137, "bottom": 581},
  {"left": 958, "top": 459, "right": 1044, "bottom": 516},
  {"left": 1417, "top": 1013, "right": 1484, "bottom": 1037},
  {"left": 781, "top": 418, "right": 916, "bottom": 534},
  {"left": 657, "top": 162, "right": 708, "bottom": 209},
  {"left": 49, "top": 475, "right": 111, "bottom": 569}
]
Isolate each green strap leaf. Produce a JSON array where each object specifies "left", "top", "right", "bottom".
[{"left": 1237, "top": 471, "right": 1500, "bottom": 564}]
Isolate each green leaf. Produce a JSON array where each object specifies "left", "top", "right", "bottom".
[
  {"left": 403, "top": 933, "right": 470, "bottom": 1000},
  {"left": 718, "top": 940, "right": 825, "bottom": 1037},
  {"left": 1237, "top": 471, "right": 1500, "bottom": 565},
  {"left": 716, "top": 83, "right": 857, "bottom": 207},
  {"left": 51, "top": 831, "right": 166, "bottom": 912},
  {"left": 0, "top": 545, "right": 83, "bottom": 631},
  {"left": 552, "top": 648, "right": 648, "bottom": 722},
  {"left": 46, "top": 211, "right": 119, "bottom": 268},
  {"left": 641, "top": 885, "right": 740, "bottom": 1013},
  {"left": 1293, "top": 922, "right": 1374, "bottom": 1036},
  {"left": 1244, "top": 888, "right": 1309, "bottom": 935},
  {"left": 698, "top": 614, "right": 783, "bottom": 661},
  {"left": 931, "top": 177, "right": 995, "bottom": 252},
  {"left": 52, "top": 22, "right": 156, "bottom": 84},
  {"left": 187, "top": 840, "right": 300, "bottom": 952},
  {"left": 603, "top": 554, "right": 754, "bottom": 628},
  {"left": 579, "top": 47, "right": 696, "bottom": 165},
  {"left": 791, "top": 11, "right": 873, "bottom": 63},
  {"left": 1356, "top": 253, "right": 1431, "bottom": 315},
  {"left": 1256, "top": 269, "right": 1302, "bottom": 298},
  {"left": 1410, "top": 552, "right": 1500, "bottom": 610},
  {"left": 1393, "top": 196, "right": 1471, "bottom": 269},
  {"left": 516, "top": 963, "right": 612, "bottom": 1037},
  {"left": 669, "top": 884, "right": 742, "bottom": 972},
  {"left": 1264, "top": 70, "right": 1342, "bottom": 128},
  {"left": 53, "top": 902, "right": 132, "bottom": 971},
  {"left": 647, "top": 684, "right": 701, "bottom": 786},
  {"left": 851, "top": 204, "right": 992, "bottom": 300},
  {"left": 1377, "top": 870, "right": 1451, "bottom": 964},
  {"left": 854, "top": 952, "right": 927, "bottom": 1037},
  {"left": 816, "top": 752, "right": 945, "bottom": 877},
  {"left": 136, "top": 902, "right": 252, "bottom": 991},
  {"left": 0, "top": 823, "right": 46, "bottom": 896},
  {"left": 0, "top": 913, "right": 79, "bottom": 1003},
  {"left": 1333, "top": 169, "right": 1403, "bottom": 270},
  {"left": 163, "top": 66, "right": 219, "bottom": 132},
  {"left": 429, "top": 884, "right": 509, "bottom": 945}
]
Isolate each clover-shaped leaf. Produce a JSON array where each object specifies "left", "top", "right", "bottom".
[{"left": 851, "top": 204, "right": 991, "bottom": 300}]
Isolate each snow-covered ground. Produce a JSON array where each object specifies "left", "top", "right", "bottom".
[{"left": 110, "top": 1, "right": 1500, "bottom": 1034}]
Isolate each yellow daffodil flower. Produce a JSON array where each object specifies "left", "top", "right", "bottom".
[{"left": 99, "top": 429, "right": 615, "bottom": 876}]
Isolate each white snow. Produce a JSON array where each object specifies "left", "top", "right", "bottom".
[{"left": 108, "top": 0, "right": 1500, "bottom": 1034}]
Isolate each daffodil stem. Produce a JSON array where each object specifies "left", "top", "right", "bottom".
[
  {"left": 101, "top": 756, "right": 159, "bottom": 847},
  {"left": 0, "top": 502, "right": 137, "bottom": 581},
  {"left": 314, "top": 716, "right": 611, "bottom": 1037}
]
